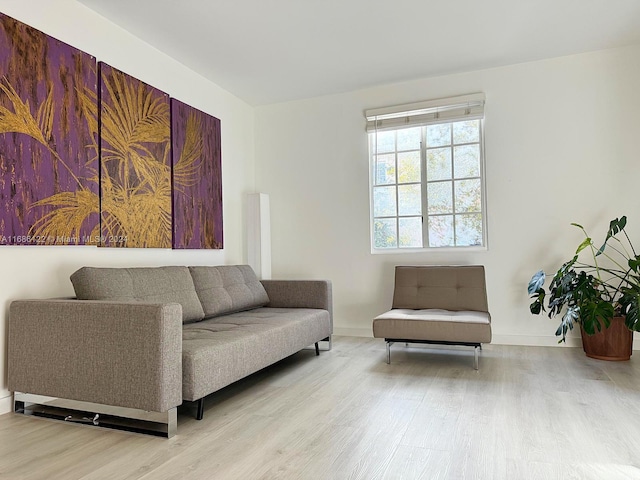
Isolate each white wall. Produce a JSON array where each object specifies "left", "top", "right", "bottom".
[
  {"left": 0, "top": 0, "right": 256, "bottom": 413},
  {"left": 255, "top": 45, "right": 640, "bottom": 346}
]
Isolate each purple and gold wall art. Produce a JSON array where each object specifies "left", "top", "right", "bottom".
[
  {"left": 0, "top": 14, "right": 224, "bottom": 249},
  {"left": 171, "top": 99, "right": 223, "bottom": 249},
  {"left": 0, "top": 13, "right": 99, "bottom": 245},
  {"left": 99, "top": 62, "right": 171, "bottom": 248}
]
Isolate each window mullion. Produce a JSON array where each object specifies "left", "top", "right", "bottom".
[
  {"left": 450, "top": 127, "right": 457, "bottom": 247},
  {"left": 420, "top": 126, "right": 428, "bottom": 248},
  {"left": 370, "top": 132, "right": 377, "bottom": 249},
  {"left": 394, "top": 131, "right": 399, "bottom": 248},
  {"left": 479, "top": 119, "right": 487, "bottom": 248}
]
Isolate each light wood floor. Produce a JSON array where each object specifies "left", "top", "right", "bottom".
[{"left": 1, "top": 336, "right": 640, "bottom": 480}]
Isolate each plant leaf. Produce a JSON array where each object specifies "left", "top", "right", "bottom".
[
  {"left": 528, "top": 270, "right": 546, "bottom": 295},
  {"left": 580, "top": 300, "right": 614, "bottom": 335},
  {"left": 576, "top": 237, "right": 592, "bottom": 254},
  {"left": 530, "top": 291, "right": 545, "bottom": 315}
]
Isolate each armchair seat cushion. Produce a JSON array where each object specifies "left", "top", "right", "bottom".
[{"left": 373, "top": 308, "right": 491, "bottom": 344}]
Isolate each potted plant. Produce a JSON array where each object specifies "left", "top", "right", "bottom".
[{"left": 528, "top": 216, "right": 640, "bottom": 360}]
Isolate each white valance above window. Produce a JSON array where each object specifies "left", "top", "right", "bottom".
[{"left": 365, "top": 93, "right": 485, "bottom": 132}]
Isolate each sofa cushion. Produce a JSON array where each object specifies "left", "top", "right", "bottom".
[
  {"left": 181, "top": 307, "right": 332, "bottom": 400},
  {"left": 188, "top": 265, "right": 269, "bottom": 318},
  {"left": 70, "top": 266, "right": 205, "bottom": 323}
]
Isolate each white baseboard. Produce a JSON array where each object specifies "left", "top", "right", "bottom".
[
  {"left": 490, "top": 334, "right": 582, "bottom": 348},
  {"left": 333, "top": 329, "right": 640, "bottom": 351},
  {"left": 333, "top": 327, "right": 373, "bottom": 337},
  {"left": 0, "top": 394, "right": 13, "bottom": 415}
]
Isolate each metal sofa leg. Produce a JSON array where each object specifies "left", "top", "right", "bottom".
[
  {"left": 315, "top": 342, "right": 320, "bottom": 356},
  {"left": 196, "top": 398, "right": 205, "bottom": 420}
]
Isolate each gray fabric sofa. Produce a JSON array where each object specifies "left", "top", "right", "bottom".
[{"left": 8, "top": 265, "right": 332, "bottom": 437}]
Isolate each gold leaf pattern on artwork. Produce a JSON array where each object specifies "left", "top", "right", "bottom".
[
  {"left": 0, "top": 77, "right": 87, "bottom": 189},
  {"left": 0, "top": 77, "right": 47, "bottom": 144},
  {"left": 99, "top": 67, "right": 173, "bottom": 248},
  {"left": 174, "top": 112, "right": 203, "bottom": 191},
  {"left": 100, "top": 69, "right": 169, "bottom": 165},
  {"left": 35, "top": 84, "right": 54, "bottom": 143},
  {"left": 28, "top": 190, "right": 99, "bottom": 244}
]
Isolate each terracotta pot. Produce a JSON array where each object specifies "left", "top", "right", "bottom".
[{"left": 580, "top": 316, "right": 633, "bottom": 361}]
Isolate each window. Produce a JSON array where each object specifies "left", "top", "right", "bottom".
[{"left": 366, "top": 93, "right": 486, "bottom": 251}]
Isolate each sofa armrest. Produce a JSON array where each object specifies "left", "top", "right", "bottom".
[
  {"left": 261, "top": 280, "right": 333, "bottom": 329},
  {"left": 8, "top": 299, "right": 182, "bottom": 413}
]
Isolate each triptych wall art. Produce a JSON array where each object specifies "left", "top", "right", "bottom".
[{"left": 0, "top": 13, "right": 223, "bottom": 249}]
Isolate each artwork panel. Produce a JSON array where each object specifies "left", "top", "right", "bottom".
[
  {"left": 171, "top": 98, "right": 223, "bottom": 249},
  {"left": 0, "top": 13, "right": 99, "bottom": 245},
  {"left": 99, "top": 62, "right": 171, "bottom": 248}
]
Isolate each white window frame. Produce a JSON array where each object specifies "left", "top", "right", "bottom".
[{"left": 366, "top": 93, "right": 488, "bottom": 253}]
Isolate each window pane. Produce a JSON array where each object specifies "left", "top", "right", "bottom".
[
  {"left": 453, "top": 145, "right": 480, "bottom": 178},
  {"left": 397, "top": 127, "right": 421, "bottom": 151},
  {"left": 456, "top": 213, "right": 483, "bottom": 246},
  {"left": 427, "top": 182, "right": 452, "bottom": 214},
  {"left": 426, "top": 123, "right": 451, "bottom": 147},
  {"left": 373, "top": 186, "right": 396, "bottom": 217},
  {"left": 374, "top": 218, "right": 397, "bottom": 248},
  {"left": 454, "top": 179, "right": 481, "bottom": 213},
  {"left": 376, "top": 154, "right": 395, "bottom": 185},
  {"left": 398, "top": 151, "right": 420, "bottom": 183},
  {"left": 399, "top": 217, "right": 422, "bottom": 248},
  {"left": 428, "top": 215, "right": 454, "bottom": 247},
  {"left": 375, "top": 130, "right": 395, "bottom": 153},
  {"left": 453, "top": 120, "right": 480, "bottom": 144},
  {"left": 427, "top": 147, "right": 452, "bottom": 181},
  {"left": 398, "top": 184, "right": 421, "bottom": 216}
]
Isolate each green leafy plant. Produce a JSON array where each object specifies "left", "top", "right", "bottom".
[{"left": 528, "top": 216, "right": 640, "bottom": 342}]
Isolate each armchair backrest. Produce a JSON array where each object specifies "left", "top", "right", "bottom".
[{"left": 392, "top": 265, "right": 489, "bottom": 313}]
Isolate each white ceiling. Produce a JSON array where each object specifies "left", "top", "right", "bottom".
[{"left": 77, "top": 0, "right": 640, "bottom": 106}]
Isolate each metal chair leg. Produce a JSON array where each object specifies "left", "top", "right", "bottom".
[
  {"left": 386, "top": 341, "right": 394, "bottom": 364},
  {"left": 315, "top": 342, "right": 320, "bottom": 356},
  {"left": 474, "top": 345, "right": 479, "bottom": 370}
]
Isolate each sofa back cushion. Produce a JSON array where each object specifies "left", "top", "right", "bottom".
[
  {"left": 188, "top": 265, "right": 269, "bottom": 318},
  {"left": 70, "top": 266, "right": 205, "bottom": 323}
]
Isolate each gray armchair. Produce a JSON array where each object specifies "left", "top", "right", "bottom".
[{"left": 372, "top": 265, "right": 491, "bottom": 369}]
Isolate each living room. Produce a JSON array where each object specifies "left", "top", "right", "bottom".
[{"left": 1, "top": 0, "right": 640, "bottom": 478}]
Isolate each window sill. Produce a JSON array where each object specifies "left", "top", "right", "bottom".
[{"left": 370, "top": 245, "right": 488, "bottom": 255}]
